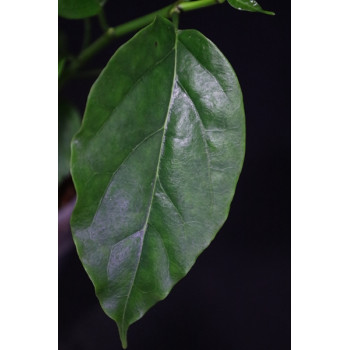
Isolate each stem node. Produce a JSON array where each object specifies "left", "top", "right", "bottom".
[{"left": 60, "top": 0, "right": 225, "bottom": 89}]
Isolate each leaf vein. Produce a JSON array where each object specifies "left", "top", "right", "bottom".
[
  {"left": 88, "top": 126, "right": 164, "bottom": 235},
  {"left": 148, "top": 222, "right": 171, "bottom": 281},
  {"left": 107, "top": 230, "right": 142, "bottom": 280},
  {"left": 157, "top": 179, "right": 187, "bottom": 227},
  {"left": 177, "top": 80, "right": 214, "bottom": 210},
  {"left": 92, "top": 47, "right": 175, "bottom": 140},
  {"left": 178, "top": 39, "right": 229, "bottom": 100},
  {"left": 120, "top": 34, "right": 179, "bottom": 337}
]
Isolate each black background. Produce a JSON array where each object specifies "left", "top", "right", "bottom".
[{"left": 59, "top": 0, "right": 290, "bottom": 349}]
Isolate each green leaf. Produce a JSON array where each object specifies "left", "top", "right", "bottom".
[
  {"left": 58, "top": 58, "right": 66, "bottom": 79},
  {"left": 58, "top": 101, "right": 81, "bottom": 184},
  {"left": 71, "top": 17, "right": 245, "bottom": 348},
  {"left": 227, "top": 0, "right": 275, "bottom": 15},
  {"left": 58, "top": 0, "right": 103, "bottom": 19}
]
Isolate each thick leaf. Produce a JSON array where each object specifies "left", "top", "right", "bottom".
[
  {"left": 227, "top": 0, "right": 275, "bottom": 15},
  {"left": 71, "top": 17, "right": 245, "bottom": 348},
  {"left": 58, "top": 101, "right": 81, "bottom": 184},
  {"left": 58, "top": 0, "right": 103, "bottom": 19}
]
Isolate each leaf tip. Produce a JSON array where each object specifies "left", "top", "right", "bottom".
[
  {"left": 118, "top": 324, "right": 129, "bottom": 349},
  {"left": 121, "top": 338, "right": 128, "bottom": 349}
]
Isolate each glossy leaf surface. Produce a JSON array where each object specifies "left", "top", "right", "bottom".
[
  {"left": 58, "top": 101, "right": 81, "bottom": 184},
  {"left": 227, "top": 0, "right": 275, "bottom": 15},
  {"left": 58, "top": 0, "right": 103, "bottom": 19},
  {"left": 71, "top": 17, "right": 245, "bottom": 348}
]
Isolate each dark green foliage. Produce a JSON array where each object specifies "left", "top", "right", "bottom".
[
  {"left": 58, "top": 0, "right": 103, "bottom": 19},
  {"left": 58, "top": 101, "right": 81, "bottom": 184},
  {"left": 227, "top": 0, "right": 275, "bottom": 15},
  {"left": 70, "top": 17, "right": 245, "bottom": 348},
  {"left": 58, "top": 58, "right": 65, "bottom": 78}
]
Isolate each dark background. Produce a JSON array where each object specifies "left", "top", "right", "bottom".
[{"left": 59, "top": 0, "right": 290, "bottom": 349}]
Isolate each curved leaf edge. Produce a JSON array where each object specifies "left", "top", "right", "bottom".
[
  {"left": 70, "top": 16, "right": 246, "bottom": 349},
  {"left": 58, "top": 0, "right": 103, "bottom": 20},
  {"left": 227, "top": 0, "right": 275, "bottom": 15},
  {"left": 59, "top": 100, "right": 81, "bottom": 184}
]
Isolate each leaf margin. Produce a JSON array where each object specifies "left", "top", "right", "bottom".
[
  {"left": 227, "top": 0, "right": 275, "bottom": 15},
  {"left": 70, "top": 16, "right": 246, "bottom": 348}
]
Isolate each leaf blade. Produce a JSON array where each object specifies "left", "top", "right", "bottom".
[
  {"left": 71, "top": 17, "right": 245, "bottom": 348},
  {"left": 227, "top": 0, "right": 275, "bottom": 15},
  {"left": 58, "top": 0, "right": 102, "bottom": 19},
  {"left": 58, "top": 58, "right": 66, "bottom": 78},
  {"left": 58, "top": 101, "right": 81, "bottom": 184}
]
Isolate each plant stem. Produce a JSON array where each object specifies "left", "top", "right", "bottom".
[
  {"left": 172, "top": 10, "right": 180, "bottom": 29},
  {"left": 98, "top": 9, "right": 109, "bottom": 32},
  {"left": 66, "top": 3, "right": 174, "bottom": 78},
  {"left": 60, "top": 0, "right": 226, "bottom": 88},
  {"left": 69, "top": 28, "right": 116, "bottom": 73},
  {"left": 114, "top": 3, "right": 175, "bottom": 38},
  {"left": 178, "top": 0, "right": 225, "bottom": 12}
]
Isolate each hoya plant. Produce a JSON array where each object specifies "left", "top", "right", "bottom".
[{"left": 58, "top": 0, "right": 275, "bottom": 348}]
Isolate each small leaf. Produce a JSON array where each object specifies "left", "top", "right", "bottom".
[
  {"left": 58, "top": 0, "right": 102, "bottom": 19},
  {"left": 227, "top": 0, "right": 275, "bottom": 15},
  {"left": 58, "top": 58, "right": 66, "bottom": 79},
  {"left": 59, "top": 101, "right": 81, "bottom": 184},
  {"left": 71, "top": 17, "right": 245, "bottom": 348}
]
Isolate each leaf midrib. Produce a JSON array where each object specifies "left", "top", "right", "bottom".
[
  {"left": 89, "top": 47, "right": 176, "bottom": 142},
  {"left": 119, "top": 31, "right": 179, "bottom": 337}
]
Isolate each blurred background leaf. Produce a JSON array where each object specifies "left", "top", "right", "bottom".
[{"left": 58, "top": 101, "right": 81, "bottom": 184}]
